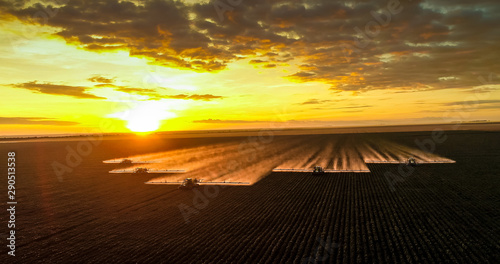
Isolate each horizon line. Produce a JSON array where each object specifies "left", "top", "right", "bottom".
[{"left": 1, "top": 121, "right": 499, "bottom": 139}]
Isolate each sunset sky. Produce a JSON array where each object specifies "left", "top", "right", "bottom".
[{"left": 0, "top": 0, "right": 499, "bottom": 135}]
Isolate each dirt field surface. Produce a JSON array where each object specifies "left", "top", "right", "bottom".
[{"left": 0, "top": 129, "right": 499, "bottom": 263}]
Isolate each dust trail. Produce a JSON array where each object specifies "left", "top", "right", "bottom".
[
  {"left": 326, "top": 135, "right": 366, "bottom": 171},
  {"left": 376, "top": 140, "right": 415, "bottom": 161},
  {"left": 224, "top": 136, "right": 343, "bottom": 182},
  {"left": 274, "top": 136, "right": 327, "bottom": 169},
  {"left": 344, "top": 135, "right": 370, "bottom": 171},
  {"left": 106, "top": 143, "right": 235, "bottom": 174},
  {"left": 293, "top": 137, "right": 327, "bottom": 169},
  {"left": 328, "top": 137, "right": 346, "bottom": 170},
  {"left": 109, "top": 136, "right": 293, "bottom": 172},
  {"left": 382, "top": 140, "right": 454, "bottom": 162},
  {"left": 181, "top": 137, "right": 303, "bottom": 177},
  {"left": 149, "top": 136, "right": 313, "bottom": 184},
  {"left": 304, "top": 139, "right": 335, "bottom": 169},
  {"left": 360, "top": 138, "right": 401, "bottom": 162},
  {"left": 301, "top": 141, "right": 327, "bottom": 169},
  {"left": 106, "top": 137, "right": 285, "bottom": 166},
  {"left": 203, "top": 141, "right": 308, "bottom": 183},
  {"left": 373, "top": 138, "right": 453, "bottom": 162},
  {"left": 275, "top": 135, "right": 370, "bottom": 171},
  {"left": 360, "top": 137, "right": 455, "bottom": 163},
  {"left": 116, "top": 142, "right": 245, "bottom": 166},
  {"left": 333, "top": 135, "right": 346, "bottom": 170},
  {"left": 107, "top": 134, "right": 456, "bottom": 185},
  {"left": 358, "top": 141, "right": 386, "bottom": 161},
  {"left": 103, "top": 141, "right": 235, "bottom": 163},
  {"left": 371, "top": 139, "right": 402, "bottom": 161}
]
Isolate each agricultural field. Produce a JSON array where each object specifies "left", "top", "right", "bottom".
[{"left": 0, "top": 129, "right": 499, "bottom": 263}]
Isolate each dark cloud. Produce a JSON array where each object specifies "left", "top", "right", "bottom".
[
  {"left": 442, "top": 99, "right": 500, "bottom": 106},
  {"left": 286, "top": 71, "right": 317, "bottom": 83},
  {"left": 313, "top": 104, "right": 373, "bottom": 112},
  {"left": 102, "top": 85, "right": 161, "bottom": 98},
  {"left": 440, "top": 99, "right": 500, "bottom": 111},
  {"left": 13, "top": 81, "right": 105, "bottom": 99},
  {"left": 164, "top": 94, "right": 224, "bottom": 101},
  {"left": 249, "top": 59, "right": 267, "bottom": 64},
  {"left": 111, "top": 86, "right": 226, "bottom": 101},
  {"left": 95, "top": 84, "right": 224, "bottom": 101},
  {"left": 4, "top": 0, "right": 231, "bottom": 72},
  {"left": 3, "top": 0, "right": 499, "bottom": 91},
  {"left": 193, "top": 116, "right": 484, "bottom": 127},
  {"left": 463, "top": 87, "right": 499, "bottom": 94},
  {"left": 300, "top": 99, "right": 332, "bottom": 105},
  {"left": 88, "top": 75, "right": 115, "bottom": 83},
  {"left": 418, "top": 99, "right": 500, "bottom": 113},
  {"left": 263, "top": 63, "right": 277, "bottom": 68},
  {"left": 0, "top": 117, "right": 79, "bottom": 126},
  {"left": 193, "top": 119, "right": 267, "bottom": 124},
  {"left": 249, "top": 59, "right": 280, "bottom": 68}
]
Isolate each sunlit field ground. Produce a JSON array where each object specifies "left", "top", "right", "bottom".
[{"left": 0, "top": 128, "right": 499, "bottom": 263}]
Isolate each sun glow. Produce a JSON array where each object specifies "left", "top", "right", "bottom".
[
  {"left": 126, "top": 115, "right": 164, "bottom": 133},
  {"left": 107, "top": 100, "right": 180, "bottom": 133}
]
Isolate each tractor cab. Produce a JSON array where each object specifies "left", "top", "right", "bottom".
[
  {"left": 312, "top": 166, "right": 325, "bottom": 175},
  {"left": 179, "top": 178, "right": 200, "bottom": 190},
  {"left": 134, "top": 167, "right": 149, "bottom": 173},
  {"left": 407, "top": 157, "right": 417, "bottom": 166}
]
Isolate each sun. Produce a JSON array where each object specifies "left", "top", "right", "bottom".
[
  {"left": 107, "top": 100, "right": 179, "bottom": 133},
  {"left": 126, "top": 116, "right": 161, "bottom": 133}
]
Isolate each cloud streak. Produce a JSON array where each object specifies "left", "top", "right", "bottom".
[
  {"left": 13, "top": 81, "right": 105, "bottom": 99},
  {"left": 0, "top": 117, "right": 79, "bottom": 126},
  {"left": 12, "top": 77, "right": 225, "bottom": 101},
  {"left": 111, "top": 86, "right": 224, "bottom": 101},
  {"left": 300, "top": 99, "right": 334, "bottom": 105},
  {"left": 193, "top": 119, "right": 269, "bottom": 124},
  {"left": 164, "top": 94, "right": 224, "bottom": 101},
  {"left": 441, "top": 100, "right": 500, "bottom": 106}
]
